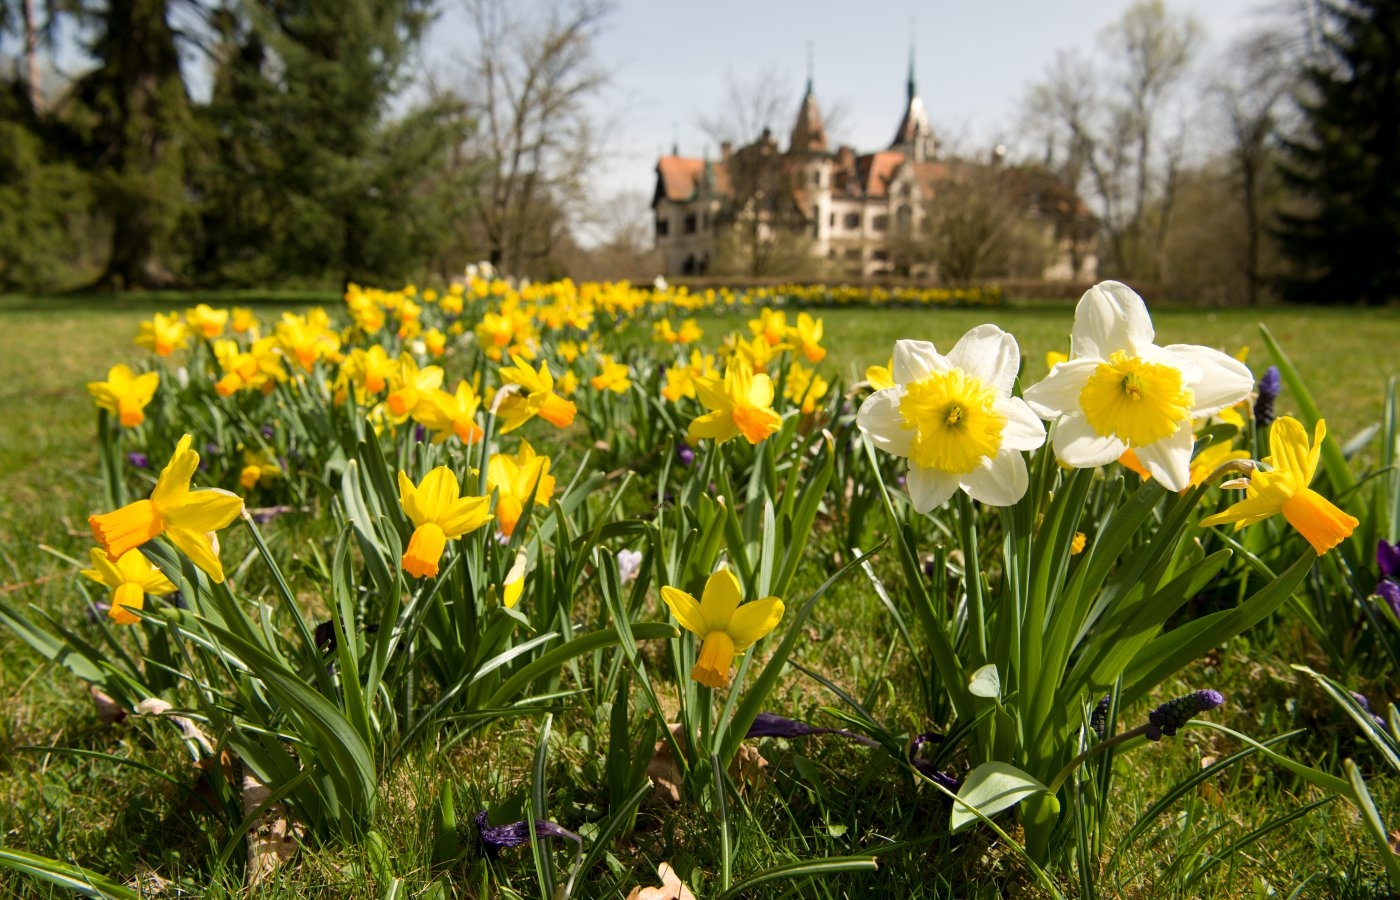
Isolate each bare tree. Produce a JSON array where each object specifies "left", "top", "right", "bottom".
[
  {"left": 1025, "top": 0, "right": 1202, "bottom": 280},
  {"left": 1211, "top": 26, "right": 1299, "bottom": 305},
  {"left": 452, "top": 0, "right": 612, "bottom": 276}
]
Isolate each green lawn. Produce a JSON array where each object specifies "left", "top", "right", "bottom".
[{"left": 0, "top": 293, "right": 1396, "bottom": 898}]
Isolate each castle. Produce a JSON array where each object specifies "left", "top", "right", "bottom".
[{"left": 651, "top": 65, "right": 1097, "bottom": 281}]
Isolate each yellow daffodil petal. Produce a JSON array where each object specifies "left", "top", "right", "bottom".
[
  {"left": 166, "top": 527, "right": 227, "bottom": 583},
  {"left": 439, "top": 495, "right": 492, "bottom": 540},
  {"left": 660, "top": 586, "right": 709, "bottom": 636},
  {"left": 727, "top": 596, "right": 785, "bottom": 650},
  {"left": 109, "top": 581, "right": 145, "bottom": 624},
  {"left": 151, "top": 435, "right": 199, "bottom": 510},
  {"left": 165, "top": 488, "right": 244, "bottom": 534},
  {"left": 698, "top": 568, "right": 743, "bottom": 627}
]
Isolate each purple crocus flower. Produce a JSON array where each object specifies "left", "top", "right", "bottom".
[
  {"left": 1254, "top": 366, "right": 1281, "bottom": 428},
  {"left": 676, "top": 443, "right": 695, "bottom": 467},
  {"left": 745, "top": 712, "right": 877, "bottom": 746},
  {"left": 909, "top": 731, "right": 961, "bottom": 791},
  {"left": 127, "top": 451, "right": 149, "bottom": 470},
  {"left": 474, "top": 810, "right": 577, "bottom": 858},
  {"left": 1145, "top": 689, "right": 1224, "bottom": 741},
  {"left": 1373, "top": 540, "right": 1400, "bottom": 618},
  {"left": 261, "top": 423, "right": 276, "bottom": 440}
]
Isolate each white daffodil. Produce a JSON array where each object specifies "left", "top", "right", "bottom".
[
  {"left": 858, "top": 326, "right": 1046, "bottom": 512},
  {"left": 1022, "top": 281, "right": 1254, "bottom": 491}
]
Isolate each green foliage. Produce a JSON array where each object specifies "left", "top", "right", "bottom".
[
  {"left": 0, "top": 120, "right": 99, "bottom": 292},
  {"left": 1275, "top": 0, "right": 1400, "bottom": 305}
]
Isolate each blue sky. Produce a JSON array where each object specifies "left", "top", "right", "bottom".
[{"left": 423, "top": 0, "right": 1266, "bottom": 207}]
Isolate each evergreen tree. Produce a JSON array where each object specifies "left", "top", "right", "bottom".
[
  {"left": 195, "top": 0, "right": 470, "bottom": 286},
  {"left": 1275, "top": 0, "right": 1400, "bottom": 305}
]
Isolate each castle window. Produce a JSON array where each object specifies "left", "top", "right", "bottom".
[
  {"left": 656, "top": 218, "right": 670, "bottom": 237},
  {"left": 873, "top": 250, "right": 890, "bottom": 262},
  {"left": 829, "top": 212, "right": 835, "bottom": 227},
  {"left": 873, "top": 214, "right": 889, "bottom": 231},
  {"left": 684, "top": 213, "right": 697, "bottom": 235},
  {"left": 844, "top": 212, "right": 860, "bottom": 230}
]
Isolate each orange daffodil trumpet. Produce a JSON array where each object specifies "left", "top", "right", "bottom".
[
  {"left": 858, "top": 327, "right": 1046, "bottom": 512},
  {"left": 81, "top": 547, "right": 177, "bottom": 625},
  {"left": 88, "top": 435, "right": 244, "bottom": 582},
  {"left": 1201, "top": 416, "right": 1358, "bottom": 555},
  {"left": 661, "top": 568, "right": 784, "bottom": 689},
  {"left": 1023, "top": 282, "right": 1254, "bottom": 491},
  {"left": 397, "top": 467, "right": 492, "bottom": 579},
  {"left": 87, "top": 364, "right": 159, "bottom": 427}
]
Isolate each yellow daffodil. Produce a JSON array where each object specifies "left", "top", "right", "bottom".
[
  {"left": 502, "top": 549, "right": 529, "bottom": 609},
  {"left": 89, "top": 435, "right": 244, "bottom": 582},
  {"left": 213, "top": 337, "right": 286, "bottom": 396},
  {"left": 1200, "top": 416, "right": 1358, "bottom": 555},
  {"left": 398, "top": 467, "right": 492, "bottom": 578},
  {"left": 865, "top": 359, "right": 895, "bottom": 392},
  {"left": 1188, "top": 439, "right": 1250, "bottom": 487},
  {"left": 342, "top": 346, "right": 399, "bottom": 396},
  {"left": 239, "top": 448, "right": 281, "bottom": 491},
  {"left": 790, "top": 313, "right": 826, "bottom": 363},
  {"left": 423, "top": 327, "right": 447, "bottom": 358},
  {"left": 486, "top": 439, "right": 556, "bottom": 538},
  {"left": 496, "top": 357, "right": 577, "bottom": 433},
  {"left": 87, "top": 364, "right": 159, "bottom": 427},
  {"left": 276, "top": 311, "right": 341, "bottom": 370},
  {"left": 1070, "top": 532, "right": 1087, "bottom": 555},
  {"left": 1023, "top": 282, "right": 1254, "bottom": 491},
  {"left": 185, "top": 304, "right": 229, "bottom": 339},
  {"left": 748, "top": 308, "right": 788, "bottom": 347},
  {"left": 231, "top": 306, "right": 260, "bottom": 337},
  {"left": 386, "top": 355, "right": 444, "bottom": 419},
  {"left": 783, "top": 361, "right": 829, "bottom": 415},
  {"left": 416, "top": 381, "right": 485, "bottom": 445},
  {"left": 858, "top": 329, "right": 1046, "bottom": 511},
  {"left": 590, "top": 354, "right": 632, "bottom": 393},
  {"left": 688, "top": 361, "right": 783, "bottom": 445},
  {"left": 80, "top": 547, "right": 176, "bottom": 625},
  {"left": 135, "top": 312, "right": 190, "bottom": 357},
  {"left": 661, "top": 568, "right": 784, "bottom": 689},
  {"left": 1045, "top": 350, "right": 1068, "bottom": 373}
]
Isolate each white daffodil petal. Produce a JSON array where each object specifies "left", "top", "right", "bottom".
[
  {"left": 1053, "top": 416, "right": 1126, "bottom": 468},
  {"left": 961, "top": 452, "right": 1029, "bottom": 507},
  {"left": 1021, "top": 359, "right": 1098, "bottom": 420},
  {"left": 1071, "top": 281, "right": 1156, "bottom": 360},
  {"left": 1165, "top": 344, "right": 1255, "bottom": 415},
  {"left": 906, "top": 465, "right": 961, "bottom": 514},
  {"left": 1134, "top": 428, "right": 1195, "bottom": 492},
  {"left": 892, "top": 340, "right": 944, "bottom": 386},
  {"left": 857, "top": 388, "right": 914, "bottom": 457},
  {"left": 946, "top": 324, "right": 1020, "bottom": 396},
  {"left": 997, "top": 397, "right": 1048, "bottom": 452}
]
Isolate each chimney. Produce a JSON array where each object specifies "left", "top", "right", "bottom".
[{"left": 721, "top": 141, "right": 733, "bottom": 162}]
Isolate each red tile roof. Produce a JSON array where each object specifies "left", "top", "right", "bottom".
[{"left": 655, "top": 156, "right": 706, "bottom": 202}]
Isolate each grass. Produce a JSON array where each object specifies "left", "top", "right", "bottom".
[{"left": 0, "top": 293, "right": 1397, "bottom": 897}]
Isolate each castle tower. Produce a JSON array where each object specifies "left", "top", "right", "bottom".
[{"left": 890, "top": 48, "right": 936, "bottom": 162}]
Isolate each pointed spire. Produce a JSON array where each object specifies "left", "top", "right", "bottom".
[
  {"left": 790, "top": 49, "right": 827, "bottom": 153},
  {"left": 907, "top": 27, "right": 917, "bottom": 101},
  {"left": 806, "top": 40, "right": 815, "bottom": 96}
]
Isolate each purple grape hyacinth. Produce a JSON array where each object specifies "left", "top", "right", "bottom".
[{"left": 1145, "top": 689, "right": 1224, "bottom": 741}]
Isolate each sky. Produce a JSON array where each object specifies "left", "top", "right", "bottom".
[{"left": 423, "top": 0, "right": 1270, "bottom": 224}]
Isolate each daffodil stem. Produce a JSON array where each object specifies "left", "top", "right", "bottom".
[
  {"left": 1046, "top": 725, "right": 1152, "bottom": 795},
  {"left": 957, "top": 492, "right": 987, "bottom": 663}
]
